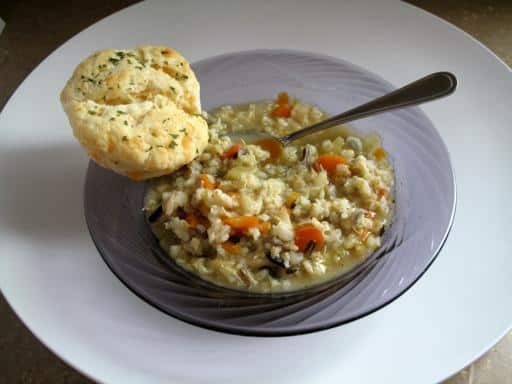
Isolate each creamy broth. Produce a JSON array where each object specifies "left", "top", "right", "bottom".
[{"left": 144, "top": 94, "right": 394, "bottom": 293}]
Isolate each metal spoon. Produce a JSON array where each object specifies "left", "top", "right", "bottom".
[{"left": 228, "top": 72, "right": 457, "bottom": 146}]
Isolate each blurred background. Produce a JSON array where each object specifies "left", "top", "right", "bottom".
[{"left": 0, "top": 1, "right": 510, "bottom": 383}]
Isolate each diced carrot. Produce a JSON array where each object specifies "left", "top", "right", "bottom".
[
  {"left": 185, "top": 212, "right": 208, "bottom": 229},
  {"left": 258, "top": 221, "right": 271, "bottom": 234},
  {"left": 272, "top": 92, "right": 293, "bottom": 118},
  {"left": 376, "top": 187, "right": 389, "bottom": 199},
  {"left": 186, "top": 212, "right": 200, "bottom": 228},
  {"left": 199, "top": 174, "right": 216, "bottom": 190},
  {"left": 271, "top": 104, "right": 293, "bottom": 118},
  {"left": 294, "top": 224, "right": 324, "bottom": 252},
  {"left": 223, "top": 215, "right": 260, "bottom": 233},
  {"left": 226, "top": 191, "right": 240, "bottom": 200},
  {"left": 255, "top": 138, "right": 283, "bottom": 161},
  {"left": 196, "top": 202, "right": 210, "bottom": 218},
  {"left": 276, "top": 92, "right": 289, "bottom": 105},
  {"left": 374, "top": 147, "right": 387, "bottom": 160},
  {"left": 221, "top": 144, "right": 244, "bottom": 160},
  {"left": 223, "top": 215, "right": 269, "bottom": 234},
  {"left": 313, "top": 154, "right": 347, "bottom": 175},
  {"left": 222, "top": 241, "right": 241, "bottom": 254}
]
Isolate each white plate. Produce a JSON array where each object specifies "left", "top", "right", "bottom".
[{"left": 0, "top": 1, "right": 510, "bottom": 383}]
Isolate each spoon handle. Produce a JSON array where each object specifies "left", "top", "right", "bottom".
[{"left": 281, "top": 72, "right": 457, "bottom": 145}]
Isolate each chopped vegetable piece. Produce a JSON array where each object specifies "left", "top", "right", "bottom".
[
  {"left": 226, "top": 191, "right": 240, "bottom": 200},
  {"left": 258, "top": 221, "right": 271, "bottom": 234},
  {"left": 199, "top": 174, "right": 216, "bottom": 190},
  {"left": 374, "top": 147, "right": 387, "bottom": 160},
  {"left": 223, "top": 215, "right": 260, "bottom": 233},
  {"left": 271, "top": 104, "right": 293, "bottom": 118},
  {"left": 222, "top": 241, "right": 241, "bottom": 254},
  {"left": 271, "top": 92, "right": 293, "bottom": 117},
  {"left": 185, "top": 212, "right": 207, "bottom": 229},
  {"left": 255, "top": 138, "right": 283, "bottom": 161},
  {"left": 294, "top": 224, "right": 324, "bottom": 252},
  {"left": 376, "top": 187, "right": 389, "bottom": 199},
  {"left": 221, "top": 144, "right": 244, "bottom": 160},
  {"left": 276, "top": 92, "right": 289, "bottom": 105},
  {"left": 266, "top": 251, "right": 287, "bottom": 268},
  {"left": 285, "top": 192, "right": 300, "bottom": 208},
  {"left": 313, "top": 154, "right": 347, "bottom": 175},
  {"left": 147, "top": 206, "right": 163, "bottom": 223}
]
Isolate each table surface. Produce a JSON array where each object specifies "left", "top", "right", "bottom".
[{"left": 0, "top": 1, "right": 510, "bottom": 383}]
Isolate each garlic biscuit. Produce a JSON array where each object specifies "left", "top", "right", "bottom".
[{"left": 61, "top": 46, "right": 208, "bottom": 180}]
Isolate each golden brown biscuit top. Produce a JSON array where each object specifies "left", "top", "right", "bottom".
[{"left": 61, "top": 46, "right": 201, "bottom": 114}]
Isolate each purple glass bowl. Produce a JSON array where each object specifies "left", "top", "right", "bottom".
[{"left": 84, "top": 50, "right": 456, "bottom": 336}]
